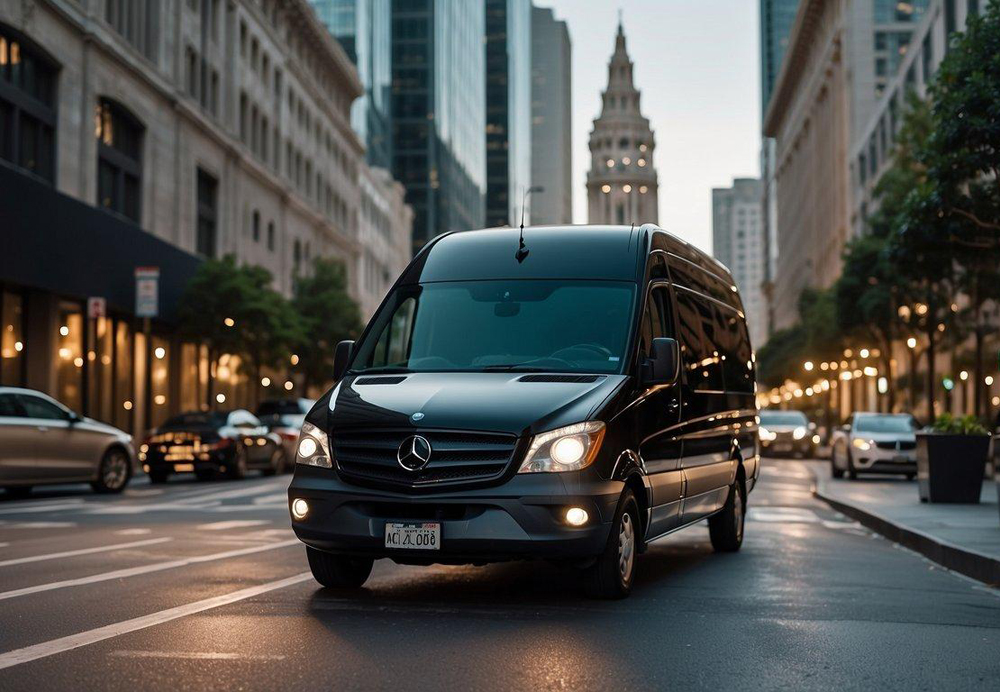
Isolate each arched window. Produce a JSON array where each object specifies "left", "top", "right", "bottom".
[
  {"left": 96, "top": 99, "right": 144, "bottom": 222},
  {"left": 251, "top": 209, "right": 260, "bottom": 241},
  {"left": 0, "top": 24, "right": 59, "bottom": 184}
]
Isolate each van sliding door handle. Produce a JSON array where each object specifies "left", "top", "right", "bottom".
[{"left": 667, "top": 399, "right": 680, "bottom": 411}]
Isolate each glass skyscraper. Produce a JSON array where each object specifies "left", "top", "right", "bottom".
[
  {"left": 391, "top": 0, "right": 486, "bottom": 250},
  {"left": 311, "top": 0, "right": 392, "bottom": 168},
  {"left": 485, "top": 0, "right": 531, "bottom": 228},
  {"left": 759, "top": 0, "right": 801, "bottom": 118}
]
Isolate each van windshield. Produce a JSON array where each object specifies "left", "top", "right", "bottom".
[{"left": 350, "top": 280, "right": 636, "bottom": 374}]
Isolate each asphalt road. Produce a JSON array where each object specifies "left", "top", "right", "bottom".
[{"left": 0, "top": 460, "right": 998, "bottom": 691}]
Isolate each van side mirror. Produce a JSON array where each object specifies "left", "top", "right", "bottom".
[
  {"left": 641, "top": 337, "right": 680, "bottom": 386},
  {"left": 333, "top": 340, "right": 354, "bottom": 381}
]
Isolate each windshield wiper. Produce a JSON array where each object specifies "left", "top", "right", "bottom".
[
  {"left": 346, "top": 366, "right": 412, "bottom": 375},
  {"left": 480, "top": 364, "right": 549, "bottom": 372}
]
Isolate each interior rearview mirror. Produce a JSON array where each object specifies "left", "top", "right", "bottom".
[
  {"left": 641, "top": 337, "right": 680, "bottom": 386},
  {"left": 333, "top": 340, "right": 354, "bottom": 381}
]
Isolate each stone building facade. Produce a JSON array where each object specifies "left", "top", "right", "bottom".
[{"left": 0, "top": 0, "right": 410, "bottom": 434}]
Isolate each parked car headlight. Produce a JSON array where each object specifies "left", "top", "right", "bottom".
[
  {"left": 518, "top": 422, "right": 605, "bottom": 473},
  {"left": 852, "top": 438, "right": 872, "bottom": 451},
  {"left": 759, "top": 426, "right": 776, "bottom": 441},
  {"left": 793, "top": 426, "right": 807, "bottom": 440},
  {"left": 296, "top": 421, "right": 332, "bottom": 468}
]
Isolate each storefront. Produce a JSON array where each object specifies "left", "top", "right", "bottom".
[{"left": 1, "top": 163, "right": 205, "bottom": 435}]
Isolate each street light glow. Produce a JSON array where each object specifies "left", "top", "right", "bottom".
[
  {"left": 860, "top": 348, "right": 870, "bottom": 358},
  {"left": 804, "top": 361, "right": 814, "bottom": 371},
  {"left": 959, "top": 370, "right": 969, "bottom": 381},
  {"left": 907, "top": 337, "right": 917, "bottom": 349},
  {"left": 986, "top": 376, "right": 995, "bottom": 386}
]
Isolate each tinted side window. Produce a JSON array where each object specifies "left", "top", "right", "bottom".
[
  {"left": 668, "top": 256, "right": 737, "bottom": 308},
  {"left": 369, "top": 296, "right": 416, "bottom": 367},
  {"left": 18, "top": 395, "right": 67, "bottom": 420},
  {"left": 723, "top": 310, "right": 754, "bottom": 394},
  {"left": 720, "top": 308, "right": 754, "bottom": 393},
  {"left": 0, "top": 394, "right": 23, "bottom": 417},
  {"left": 674, "top": 289, "right": 725, "bottom": 391},
  {"left": 637, "top": 285, "right": 673, "bottom": 362}
]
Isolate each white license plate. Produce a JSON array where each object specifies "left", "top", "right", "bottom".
[
  {"left": 893, "top": 455, "right": 910, "bottom": 464},
  {"left": 384, "top": 522, "right": 440, "bottom": 550},
  {"left": 774, "top": 443, "right": 792, "bottom": 452},
  {"left": 173, "top": 463, "right": 195, "bottom": 472}
]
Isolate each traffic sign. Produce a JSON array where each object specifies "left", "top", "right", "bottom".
[
  {"left": 135, "top": 267, "right": 160, "bottom": 318},
  {"left": 87, "top": 297, "right": 106, "bottom": 319}
]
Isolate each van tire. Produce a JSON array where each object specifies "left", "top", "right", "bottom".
[
  {"left": 307, "top": 547, "right": 373, "bottom": 589},
  {"left": 584, "top": 488, "right": 639, "bottom": 599},
  {"left": 709, "top": 479, "right": 745, "bottom": 553}
]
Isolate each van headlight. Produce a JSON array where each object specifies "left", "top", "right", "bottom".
[
  {"left": 852, "top": 438, "right": 872, "bottom": 452},
  {"left": 518, "top": 422, "right": 605, "bottom": 473},
  {"left": 793, "top": 426, "right": 807, "bottom": 440},
  {"left": 759, "top": 426, "right": 776, "bottom": 441},
  {"left": 296, "top": 421, "right": 332, "bottom": 468}
]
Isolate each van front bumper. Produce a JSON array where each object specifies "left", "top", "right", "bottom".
[{"left": 287, "top": 467, "right": 624, "bottom": 564}]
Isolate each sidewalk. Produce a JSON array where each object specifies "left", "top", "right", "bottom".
[{"left": 812, "top": 464, "right": 1000, "bottom": 587}]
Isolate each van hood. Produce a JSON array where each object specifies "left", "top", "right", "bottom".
[{"left": 328, "top": 372, "right": 627, "bottom": 436}]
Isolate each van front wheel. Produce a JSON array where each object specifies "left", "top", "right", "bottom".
[
  {"left": 709, "top": 479, "right": 745, "bottom": 553},
  {"left": 306, "top": 547, "right": 373, "bottom": 589},
  {"left": 584, "top": 488, "right": 639, "bottom": 599}
]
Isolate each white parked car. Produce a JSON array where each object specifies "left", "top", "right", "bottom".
[
  {"left": 830, "top": 412, "right": 918, "bottom": 480},
  {"left": 0, "top": 387, "right": 136, "bottom": 497}
]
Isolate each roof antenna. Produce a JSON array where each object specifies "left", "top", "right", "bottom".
[{"left": 516, "top": 186, "right": 543, "bottom": 263}]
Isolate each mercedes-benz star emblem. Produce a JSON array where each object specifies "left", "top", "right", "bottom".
[{"left": 397, "top": 435, "right": 432, "bottom": 471}]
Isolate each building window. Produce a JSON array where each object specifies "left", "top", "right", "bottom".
[
  {"left": 252, "top": 209, "right": 260, "bottom": 241},
  {"left": 96, "top": 99, "right": 144, "bottom": 223},
  {"left": 0, "top": 25, "right": 58, "bottom": 184},
  {"left": 293, "top": 239, "right": 302, "bottom": 274},
  {"left": 196, "top": 168, "right": 218, "bottom": 258},
  {"left": 104, "top": 0, "right": 159, "bottom": 61},
  {"left": 968, "top": 0, "right": 979, "bottom": 18},
  {"left": 267, "top": 221, "right": 275, "bottom": 251}
]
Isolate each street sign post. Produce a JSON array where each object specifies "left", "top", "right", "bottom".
[
  {"left": 135, "top": 267, "right": 160, "bottom": 318},
  {"left": 87, "top": 296, "right": 106, "bottom": 320}
]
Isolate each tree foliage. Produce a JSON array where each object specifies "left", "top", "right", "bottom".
[{"left": 292, "top": 257, "right": 364, "bottom": 392}]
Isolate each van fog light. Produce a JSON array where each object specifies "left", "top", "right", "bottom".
[
  {"left": 565, "top": 507, "right": 589, "bottom": 526},
  {"left": 291, "top": 498, "right": 310, "bottom": 520}
]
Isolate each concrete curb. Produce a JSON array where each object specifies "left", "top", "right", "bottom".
[{"left": 812, "top": 479, "right": 1000, "bottom": 589}]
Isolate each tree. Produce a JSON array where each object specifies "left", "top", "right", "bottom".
[
  {"left": 835, "top": 233, "right": 901, "bottom": 410},
  {"left": 923, "top": 2, "right": 1000, "bottom": 417},
  {"left": 176, "top": 256, "right": 300, "bottom": 407},
  {"left": 292, "top": 258, "right": 363, "bottom": 393}
]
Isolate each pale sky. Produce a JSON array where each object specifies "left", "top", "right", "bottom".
[{"left": 542, "top": 0, "right": 761, "bottom": 255}]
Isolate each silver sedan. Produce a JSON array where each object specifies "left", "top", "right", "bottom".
[
  {"left": 0, "top": 387, "right": 136, "bottom": 497},
  {"left": 830, "top": 412, "right": 918, "bottom": 480}
]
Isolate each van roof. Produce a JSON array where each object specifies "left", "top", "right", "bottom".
[{"left": 402, "top": 224, "right": 728, "bottom": 284}]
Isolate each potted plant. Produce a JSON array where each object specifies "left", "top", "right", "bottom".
[{"left": 916, "top": 414, "right": 990, "bottom": 504}]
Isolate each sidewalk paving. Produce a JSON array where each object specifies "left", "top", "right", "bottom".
[{"left": 811, "top": 462, "right": 1000, "bottom": 587}]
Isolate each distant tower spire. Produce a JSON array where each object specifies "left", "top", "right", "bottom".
[{"left": 586, "top": 23, "right": 659, "bottom": 226}]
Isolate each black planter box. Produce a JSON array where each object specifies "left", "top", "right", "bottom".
[{"left": 916, "top": 433, "right": 989, "bottom": 503}]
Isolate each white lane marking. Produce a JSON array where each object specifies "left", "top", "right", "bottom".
[
  {"left": 115, "top": 528, "right": 152, "bottom": 536},
  {"left": 89, "top": 502, "right": 222, "bottom": 514},
  {"left": 177, "top": 482, "right": 289, "bottom": 504},
  {"left": 0, "top": 538, "right": 173, "bottom": 568},
  {"left": 197, "top": 520, "right": 271, "bottom": 531},
  {"left": 0, "top": 572, "right": 311, "bottom": 670},
  {"left": 122, "top": 489, "right": 163, "bottom": 497},
  {"left": 6, "top": 522, "right": 77, "bottom": 529},
  {"left": 0, "top": 501, "right": 86, "bottom": 515},
  {"left": 110, "top": 650, "right": 286, "bottom": 661},
  {"left": 747, "top": 507, "right": 820, "bottom": 523},
  {"left": 821, "top": 519, "right": 863, "bottom": 530},
  {"left": 0, "top": 539, "right": 299, "bottom": 601}
]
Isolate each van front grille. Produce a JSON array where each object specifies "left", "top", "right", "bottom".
[{"left": 332, "top": 429, "right": 519, "bottom": 490}]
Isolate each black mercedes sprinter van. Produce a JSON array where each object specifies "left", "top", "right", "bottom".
[{"left": 288, "top": 225, "right": 759, "bottom": 598}]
